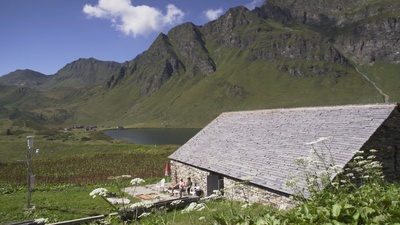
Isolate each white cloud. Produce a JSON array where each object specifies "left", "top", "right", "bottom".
[
  {"left": 203, "top": 8, "right": 224, "bottom": 21},
  {"left": 244, "top": 0, "right": 263, "bottom": 10},
  {"left": 83, "top": 0, "right": 184, "bottom": 37}
]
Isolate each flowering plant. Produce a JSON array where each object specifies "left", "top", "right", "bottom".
[
  {"left": 287, "top": 136, "right": 384, "bottom": 201},
  {"left": 130, "top": 178, "right": 145, "bottom": 185},
  {"left": 34, "top": 218, "right": 49, "bottom": 225},
  {"left": 89, "top": 176, "right": 146, "bottom": 222}
]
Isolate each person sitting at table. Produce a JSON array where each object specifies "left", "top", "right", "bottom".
[
  {"left": 169, "top": 178, "right": 185, "bottom": 196},
  {"left": 184, "top": 177, "right": 193, "bottom": 195}
]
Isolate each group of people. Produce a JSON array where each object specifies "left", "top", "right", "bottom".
[{"left": 169, "top": 177, "right": 192, "bottom": 197}]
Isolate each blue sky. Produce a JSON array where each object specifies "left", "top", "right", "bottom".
[{"left": 0, "top": 0, "right": 263, "bottom": 76}]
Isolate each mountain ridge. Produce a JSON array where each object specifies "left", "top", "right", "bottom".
[{"left": 0, "top": 0, "right": 399, "bottom": 128}]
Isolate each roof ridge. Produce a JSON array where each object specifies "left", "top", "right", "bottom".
[{"left": 221, "top": 103, "right": 398, "bottom": 115}]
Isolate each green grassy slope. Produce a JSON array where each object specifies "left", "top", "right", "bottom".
[
  {"left": 103, "top": 55, "right": 381, "bottom": 128},
  {"left": 93, "top": 18, "right": 383, "bottom": 128},
  {"left": 358, "top": 63, "right": 400, "bottom": 103}
]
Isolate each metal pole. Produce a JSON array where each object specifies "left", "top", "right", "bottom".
[{"left": 26, "top": 136, "right": 34, "bottom": 209}]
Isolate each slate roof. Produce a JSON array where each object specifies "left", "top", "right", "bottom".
[{"left": 169, "top": 104, "right": 398, "bottom": 195}]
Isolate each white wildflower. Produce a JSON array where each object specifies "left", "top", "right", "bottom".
[
  {"left": 367, "top": 155, "right": 376, "bottom": 160},
  {"left": 241, "top": 203, "right": 251, "bottom": 208},
  {"left": 366, "top": 161, "right": 382, "bottom": 169},
  {"left": 181, "top": 202, "right": 197, "bottom": 214},
  {"left": 356, "top": 150, "right": 364, "bottom": 154},
  {"left": 279, "top": 203, "right": 289, "bottom": 211},
  {"left": 130, "top": 178, "right": 145, "bottom": 185},
  {"left": 354, "top": 167, "right": 364, "bottom": 172},
  {"left": 362, "top": 175, "right": 370, "bottom": 179},
  {"left": 143, "top": 201, "right": 154, "bottom": 208},
  {"left": 305, "top": 137, "right": 331, "bottom": 145},
  {"left": 194, "top": 203, "right": 205, "bottom": 211},
  {"left": 369, "top": 149, "right": 378, "bottom": 153},
  {"left": 138, "top": 212, "right": 151, "bottom": 218},
  {"left": 345, "top": 173, "right": 354, "bottom": 177},
  {"left": 331, "top": 164, "right": 342, "bottom": 172},
  {"left": 208, "top": 194, "right": 220, "bottom": 198},
  {"left": 34, "top": 218, "right": 49, "bottom": 224},
  {"left": 357, "top": 160, "right": 369, "bottom": 165},
  {"left": 285, "top": 177, "right": 300, "bottom": 188},
  {"left": 296, "top": 156, "right": 313, "bottom": 165},
  {"left": 170, "top": 199, "right": 182, "bottom": 206},
  {"left": 121, "top": 174, "right": 131, "bottom": 178},
  {"left": 199, "top": 216, "right": 205, "bottom": 221},
  {"left": 307, "top": 176, "right": 316, "bottom": 183},
  {"left": 317, "top": 170, "right": 329, "bottom": 178},
  {"left": 331, "top": 182, "right": 339, "bottom": 187},
  {"left": 354, "top": 156, "right": 364, "bottom": 160},
  {"left": 89, "top": 188, "right": 108, "bottom": 198},
  {"left": 130, "top": 202, "right": 144, "bottom": 209},
  {"left": 241, "top": 175, "right": 254, "bottom": 182}
]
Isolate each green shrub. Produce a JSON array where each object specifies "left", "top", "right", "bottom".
[{"left": 80, "top": 137, "right": 91, "bottom": 142}]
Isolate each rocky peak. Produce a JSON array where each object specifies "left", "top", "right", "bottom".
[
  {"left": 168, "top": 22, "right": 216, "bottom": 76},
  {"left": 259, "top": 0, "right": 397, "bottom": 27},
  {"left": 202, "top": 6, "right": 258, "bottom": 47},
  {"left": 107, "top": 33, "right": 186, "bottom": 95},
  {"left": 259, "top": 0, "right": 400, "bottom": 64}
]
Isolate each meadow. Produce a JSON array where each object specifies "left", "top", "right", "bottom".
[
  {"left": 0, "top": 122, "right": 177, "bottom": 224},
  {"left": 1, "top": 121, "right": 400, "bottom": 224}
]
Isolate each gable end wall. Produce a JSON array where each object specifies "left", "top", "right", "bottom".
[{"left": 359, "top": 106, "right": 400, "bottom": 181}]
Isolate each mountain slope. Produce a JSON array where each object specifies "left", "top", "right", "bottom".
[
  {"left": 90, "top": 5, "right": 383, "bottom": 127},
  {"left": 47, "top": 58, "right": 123, "bottom": 89},
  {"left": 0, "top": 0, "right": 398, "bottom": 127},
  {"left": 0, "top": 69, "right": 49, "bottom": 89}
]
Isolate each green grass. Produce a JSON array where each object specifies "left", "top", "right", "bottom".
[
  {"left": 0, "top": 118, "right": 179, "bottom": 223},
  {"left": 0, "top": 184, "right": 113, "bottom": 224},
  {"left": 358, "top": 63, "right": 400, "bottom": 103},
  {"left": 0, "top": 129, "right": 177, "bottom": 224}
]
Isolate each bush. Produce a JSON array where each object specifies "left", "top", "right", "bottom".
[{"left": 80, "top": 137, "right": 91, "bottom": 142}]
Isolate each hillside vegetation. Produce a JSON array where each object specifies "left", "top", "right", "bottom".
[{"left": 0, "top": 0, "right": 398, "bottom": 128}]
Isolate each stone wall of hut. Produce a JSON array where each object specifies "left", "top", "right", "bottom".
[
  {"left": 170, "top": 160, "right": 209, "bottom": 195},
  {"left": 170, "top": 160, "right": 296, "bottom": 209}
]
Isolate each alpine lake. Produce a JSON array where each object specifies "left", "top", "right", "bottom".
[{"left": 103, "top": 128, "right": 201, "bottom": 145}]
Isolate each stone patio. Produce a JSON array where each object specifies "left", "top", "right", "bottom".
[{"left": 123, "top": 182, "right": 187, "bottom": 202}]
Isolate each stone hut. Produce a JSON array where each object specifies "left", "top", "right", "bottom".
[{"left": 168, "top": 104, "right": 400, "bottom": 207}]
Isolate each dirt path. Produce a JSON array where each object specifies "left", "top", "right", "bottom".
[{"left": 355, "top": 66, "right": 389, "bottom": 103}]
